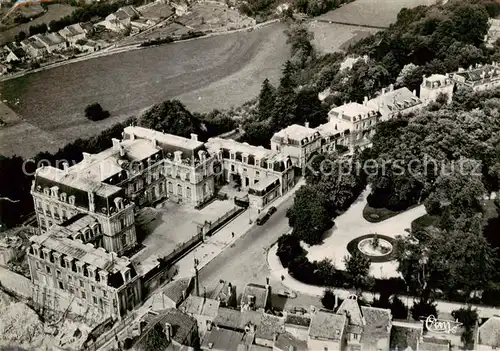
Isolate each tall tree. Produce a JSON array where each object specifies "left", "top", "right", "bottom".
[
  {"left": 286, "top": 185, "right": 331, "bottom": 245},
  {"left": 257, "top": 78, "right": 275, "bottom": 121},
  {"left": 343, "top": 250, "right": 373, "bottom": 294}
]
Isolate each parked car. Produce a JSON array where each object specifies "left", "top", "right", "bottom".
[{"left": 268, "top": 206, "right": 277, "bottom": 216}]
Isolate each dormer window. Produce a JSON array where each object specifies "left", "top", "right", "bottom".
[
  {"left": 60, "top": 192, "right": 67, "bottom": 202},
  {"left": 68, "top": 195, "right": 75, "bottom": 206},
  {"left": 44, "top": 187, "right": 50, "bottom": 196}
]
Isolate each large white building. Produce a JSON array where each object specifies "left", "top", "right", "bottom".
[
  {"left": 270, "top": 123, "right": 322, "bottom": 169},
  {"left": 450, "top": 62, "right": 500, "bottom": 92},
  {"left": 420, "top": 74, "right": 454, "bottom": 104},
  {"left": 367, "top": 85, "right": 423, "bottom": 121},
  {"left": 205, "top": 137, "right": 294, "bottom": 209}
]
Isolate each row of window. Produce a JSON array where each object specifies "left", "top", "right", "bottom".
[
  {"left": 36, "top": 186, "right": 76, "bottom": 206},
  {"left": 36, "top": 262, "right": 108, "bottom": 299},
  {"left": 36, "top": 198, "right": 76, "bottom": 222}
]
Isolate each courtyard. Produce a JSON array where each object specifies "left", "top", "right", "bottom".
[
  {"left": 131, "top": 198, "right": 237, "bottom": 269},
  {"left": 304, "top": 186, "right": 426, "bottom": 278}
]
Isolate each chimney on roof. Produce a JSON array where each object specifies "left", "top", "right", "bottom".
[
  {"left": 227, "top": 282, "right": 232, "bottom": 296},
  {"left": 381, "top": 87, "right": 386, "bottom": 95},
  {"left": 112, "top": 138, "right": 120, "bottom": 151},
  {"left": 82, "top": 152, "right": 91, "bottom": 162},
  {"left": 174, "top": 151, "right": 182, "bottom": 163},
  {"left": 165, "top": 322, "right": 172, "bottom": 342},
  {"left": 363, "top": 96, "right": 368, "bottom": 106},
  {"left": 305, "top": 121, "right": 310, "bottom": 128},
  {"left": 389, "top": 84, "right": 394, "bottom": 92},
  {"left": 413, "top": 89, "right": 417, "bottom": 96},
  {"left": 88, "top": 191, "right": 95, "bottom": 213},
  {"left": 191, "top": 133, "right": 198, "bottom": 141},
  {"left": 151, "top": 137, "right": 156, "bottom": 147},
  {"left": 129, "top": 131, "right": 135, "bottom": 140},
  {"left": 62, "top": 161, "right": 69, "bottom": 174}
]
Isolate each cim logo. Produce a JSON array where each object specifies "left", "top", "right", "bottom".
[{"left": 425, "top": 315, "right": 463, "bottom": 334}]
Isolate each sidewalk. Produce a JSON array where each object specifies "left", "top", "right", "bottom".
[
  {"left": 267, "top": 244, "right": 500, "bottom": 318},
  {"left": 174, "top": 178, "right": 306, "bottom": 278}
]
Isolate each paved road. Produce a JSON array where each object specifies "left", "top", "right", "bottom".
[{"left": 198, "top": 194, "right": 322, "bottom": 310}]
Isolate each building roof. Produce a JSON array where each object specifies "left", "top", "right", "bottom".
[
  {"left": 30, "top": 225, "right": 133, "bottom": 287},
  {"left": 420, "top": 336, "right": 450, "bottom": 351},
  {"left": 211, "top": 280, "right": 235, "bottom": 306},
  {"left": 337, "top": 296, "right": 364, "bottom": 327},
  {"left": 390, "top": 324, "right": 422, "bottom": 351},
  {"left": 72, "top": 138, "right": 161, "bottom": 182},
  {"left": 159, "top": 308, "right": 197, "bottom": 345},
  {"left": 36, "top": 32, "right": 66, "bottom": 46},
  {"left": 284, "top": 313, "right": 311, "bottom": 328},
  {"left": 59, "top": 23, "right": 86, "bottom": 38},
  {"left": 161, "top": 277, "right": 193, "bottom": 306},
  {"left": 205, "top": 137, "right": 281, "bottom": 161},
  {"left": 309, "top": 309, "right": 346, "bottom": 340},
  {"left": 22, "top": 37, "right": 46, "bottom": 50},
  {"left": 360, "top": 306, "right": 392, "bottom": 347},
  {"left": 272, "top": 124, "right": 320, "bottom": 145},
  {"left": 241, "top": 283, "right": 269, "bottom": 311},
  {"left": 479, "top": 316, "right": 500, "bottom": 347},
  {"left": 36, "top": 166, "right": 123, "bottom": 198},
  {"left": 179, "top": 295, "right": 220, "bottom": 318},
  {"left": 249, "top": 174, "right": 278, "bottom": 192},
  {"left": 367, "top": 87, "right": 421, "bottom": 118},
  {"left": 213, "top": 309, "right": 283, "bottom": 341},
  {"left": 124, "top": 126, "right": 203, "bottom": 153},
  {"left": 274, "top": 332, "right": 307, "bottom": 351},
  {"left": 201, "top": 328, "right": 245, "bottom": 351},
  {"left": 329, "top": 102, "right": 378, "bottom": 120},
  {"left": 119, "top": 5, "right": 140, "bottom": 18},
  {"left": 61, "top": 213, "right": 98, "bottom": 233},
  {"left": 454, "top": 63, "right": 500, "bottom": 83},
  {"left": 425, "top": 74, "right": 448, "bottom": 82},
  {"left": 315, "top": 120, "right": 350, "bottom": 137},
  {"left": 214, "top": 308, "right": 261, "bottom": 330}
]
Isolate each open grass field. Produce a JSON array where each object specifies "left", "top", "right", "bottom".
[
  {"left": 317, "top": 0, "right": 439, "bottom": 28},
  {"left": 307, "top": 21, "right": 379, "bottom": 53},
  {"left": 0, "top": 4, "right": 77, "bottom": 45},
  {"left": 0, "top": 23, "right": 291, "bottom": 158}
]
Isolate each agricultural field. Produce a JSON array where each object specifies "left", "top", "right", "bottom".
[
  {"left": 0, "top": 22, "right": 291, "bottom": 158},
  {"left": 0, "top": 4, "right": 77, "bottom": 45},
  {"left": 317, "top": 0, "right": 439, "bottom": 28},
  {"left": 307, "top": 21, "right": 379, "bottom": 53}
]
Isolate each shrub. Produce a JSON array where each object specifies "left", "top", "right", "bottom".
[
  {"left": 85, "top": 103, "right": 110, "bottom": 121},
  {"left": 321, "top": 289, "right": 336, "bottom": 310},
  {"left": 411, "top": 300, "right": 437, "bottom": 321}
]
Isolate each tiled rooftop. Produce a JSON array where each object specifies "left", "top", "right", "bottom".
[
  {"left": 241, "top": 283, "right": 269, "bottom": 310},
  {"left": 360, "top": 306, "right": 392, "bottom": 348},
  {"left": 161, "top": 277, "right": 192, "bottom": 306},
  {"left": 205, "top": 138, "right": 280, "bottom": 161},
  {"left": 179, "top": 295, "right": 220, "bottom": 318},
  {"left": 337, "top": 296, "right": 364, "bottom": 326},
  {"left": 159, "top": 308, "right": 197, "bottom": 344},
  {"left": 272, "top": 124, "right": 320, "bottom": 143},
  {"left": 454, "top": 64, "right": 500, "bottom": 83},
  {"left": 201, "top": 328, "right": 244, "bottom": 351},
  {"left": 367, "top": 87, "right": 421, "bottom": 117},
  {"left": 124, "top": 126, "right": 203, "bottom": 151},
  {"left": 274, "top": 332, "right": 307, "bottom": 351},
  {"left": 31, "top": 225, "right": 131, "bottom": 273},
  {"left": 479, "top": 316, "right": 500, "bottom": 347},
  {"left": 329, "top": 102, "right": 378, "bottom": 120},
  {"left": 309, "top": 309, "right": 346, "bottom": 340},
  {"left": 390, "top": 324, "right": 422, "bottom": 351},
  {"left": 36, "top": 166, "right": 122, "bottom": 198}
]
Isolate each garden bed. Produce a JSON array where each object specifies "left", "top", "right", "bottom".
[{"left": 363, "top": 203, "right": 419, "bottom": 223}]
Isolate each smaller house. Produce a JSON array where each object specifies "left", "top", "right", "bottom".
[
  {"left": 103, "top": 5, "right": 140, "bottom": 31},
  {"left": 201, "top": 328, "right": 247, "bottom": 351},
  {"left": 477, "top": 316, "right": 500, "bottom": 350},
  {"left": 366, "top": 85, "right": 423, "bottom": 121},
  {"left": 308, "top": 308, "right": 347, "bottom": 351},
  {"left": 20, "top": 37, "right": 47, "bottom": 58},
  {"left": 131, "top": 308, "right": 198, "bottom": 351},
  {"left": 151, "top": 277, "right": 193, "bottom": 310},
  {"left": 58, "top": 23, "right": 88, "bottom": 44},
  {"left": 241, "top": 282, "right": 271, "bottom": 312},
  {"left": 3, "top": 43, "right": 25, "bottom": 62},
  {"left": 390, "top": 321, "right": 422, "bottom": 351},
  {"left": 180, "top": 295, "right": 220, "bottom": 337},
  {"left": 34, "top": 33, "right": 67, "bottom": 53}
]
